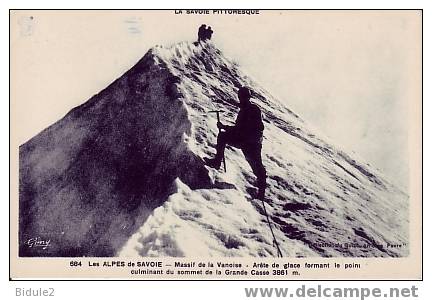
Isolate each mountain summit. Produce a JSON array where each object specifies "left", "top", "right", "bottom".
[{"left": 19, "top": 42, "right": 408, "bottom": 257}]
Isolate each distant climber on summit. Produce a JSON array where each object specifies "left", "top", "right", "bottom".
[
  {"left": 198, "top": 24, "right": 207, "bottom": 42},
  {"left": 204, "top": 26, "right": 213, "bottom": 41},
  {"left": 205, "top": 87, "right": 267, "bottom": 200},
  {"left": 197, "top": 25, "right": 214, "bottom": 42}
]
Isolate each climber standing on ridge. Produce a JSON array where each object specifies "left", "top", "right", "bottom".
[
  {"left": 197, "top": 25, "right": 214, "bottom": 42},
  {"left": 198, "top": 24, "right": 206, "bottom": 42},
  {"left": 205, "top": 87, "right": 267, "bottom": 200},
  {"left": 204, "top": 26, "right": 214, "bottom": 41}
]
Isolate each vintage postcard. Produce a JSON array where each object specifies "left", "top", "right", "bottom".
[{"left": 10, "top": 9, "right": 422, "bottom": 279}]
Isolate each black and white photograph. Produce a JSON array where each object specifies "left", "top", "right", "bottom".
[{"left": 10, "top": 9, "right": 422, "bottom": 279}]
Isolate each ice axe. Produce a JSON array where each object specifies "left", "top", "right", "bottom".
[{"left": 208, "top": 110, "right": 227, "bottom": 172}]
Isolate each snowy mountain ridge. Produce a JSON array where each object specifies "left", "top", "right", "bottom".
[{"left": 19, "top": 41, "right": 408, "bottom": 258}]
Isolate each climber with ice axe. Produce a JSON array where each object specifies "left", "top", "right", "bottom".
[{"left": 204, "top": 86, "right": 267, "bottom": 200}]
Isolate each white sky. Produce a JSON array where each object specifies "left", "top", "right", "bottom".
[{"left": 10, "top": 10, "right": 421, "bottom": 188}]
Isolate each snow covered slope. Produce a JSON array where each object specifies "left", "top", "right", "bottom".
[{"left": 20, "top": 42, "right": 408, "bottom": 258}]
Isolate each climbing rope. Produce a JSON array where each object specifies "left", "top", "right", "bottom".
[{"left": 260, "top": 198, "right": 284, "bottom": 257}]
